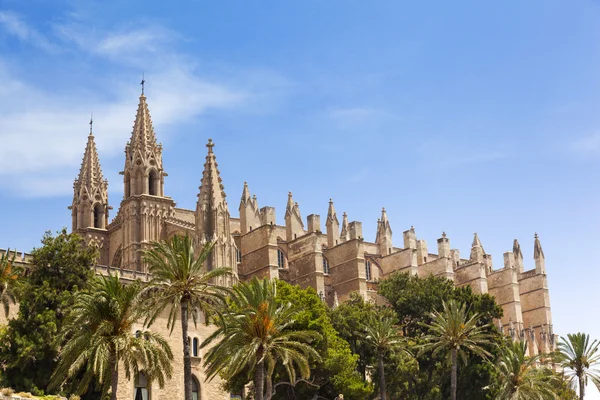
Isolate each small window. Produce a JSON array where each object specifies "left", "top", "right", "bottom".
[
  {"left": 236, "top": 248, "right": 242, "bottom": 264},
  {"left": 192, "top": 337, "right": 199, "bottom": 357},
  {"left": 365, "top": 260, "right": 372, "bottom": 281},
  {"left": 149, "top": 170, "right": 158, "bottom": 196},
  {"left": 277, "top": 249, "right": 286, "bottom": 269},
  {"left": 424, "top": 256, "right": 427, "bottom": 263},
  {"left": 323, "top": 257, "right": 330, "bottom": 274},
  {"left": 134, "top": 372, "right": 150, "bottom": 400},
  {"left": 192, "top": 377, "right": 200, "bottom": 400}
]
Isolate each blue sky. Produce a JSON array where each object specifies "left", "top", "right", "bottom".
[{"left": 1, "top": 0, "right": 600, "bottom": 395}]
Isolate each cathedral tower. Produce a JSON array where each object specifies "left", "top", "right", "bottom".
[
  {"left": 69, "top": 119, "right": 111, "bottom": 263},
  {"left": 70, "top": 120, "right": 109, "bottom": 231},
  {"left": 117, "top": 89, "right": 175, "bottom": 271},
  {"left": 195, "top": 139, "right": 238, "bottom": 284}
]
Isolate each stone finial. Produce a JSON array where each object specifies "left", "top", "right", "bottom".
[
  {"left": 442, "top": 231, "right": 447, "bottom": 238},
  {"left": 534, "top": 233, "right": 545, "bottom": 260},
  {"left": 207, "top": 138, "right": 215, "bottom": 151}
]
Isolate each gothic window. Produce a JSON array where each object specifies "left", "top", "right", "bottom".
[
  {"left": 323, "top": 257, "right": 330, "bottom": 274},
  {"left": 93, "top": 204, "right": 103, "bottom": 229},
  {"left": 124, "top": 172, "right": 131, "bottom": 198},
  {"left": 134, "top": 372, "right": 150, "bottom": 400},
  {"left": 236, "top": 248, "right": 242, "bottom": 264},
  {"left": 365, "top": 260, "right": 372, "bottom": 281},
  {"left": 277, "top": 249, "right": 286, "bottom": 269},
  {"left": 192, "top": 376, "right": 200, "bottom": 400},
  {"left": 148, "top": 170, "right": 158, "bottom": 196},
  {"left": 112, "top": 246, "right": 122, "bottom": 268},
  {"left": 192, "top": 337, "right": 199, "bottom": 357}
]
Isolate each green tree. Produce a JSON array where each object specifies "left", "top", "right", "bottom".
[
  {"left": 0, "top": 229, "right": 96, "bottom": 394},
  {"left": 201, "top": 278, "right": 321, "bottom": 400},
  {"left": 493, "top": 339, "right": 558, "bottom": 400},
  {"left": 50, "top": 275, "right": 173, "bottom": 400},
  {"left": 329, "top": 292, "right": 377, "bottom": 380},
  {"left": 142, "top": 235, "right": 231, "bottom": 400},
  {"left": 0, "top": 249, "right": 22, "bottom": 318},
  {"left": 419, "top": 299, "right": 494, "bottom": 400},
  {"left": 362, "top": 313, "right": 410, "bottom": 400},
  {"left": 557, "top": 333, "right": 600, "bottom": 399},
  {"left": 271, "top": 281, "right": 372, "bottom": 400},
  {"left": 377, "top": 272, "right": 503, "bottom": 400}
]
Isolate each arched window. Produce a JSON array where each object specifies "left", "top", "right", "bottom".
[
  {"left": 236, "top": 248, "right": 242, "bottom": 264},
  {"left": 192, "top": 337, "right": 199, "bottom": 357},
  {"left": 72, "top": 206, "right": 78, "bottom": 231},
  {"left": 277, "top": 249, "right": 286, "bottom": 269},
  {"left": 323, "top": 257, "right": 330, "bottom": 274},
  {"left": 93, "top": 204, "right": 103, "bottom": 229},
  {"left": 134, "top": 372, "right": 150, "bottom": 400},
  {"left": 192, "top": 376, "right": 200, "bottom": 400},
  {"left": 124, "top": 172, "right": 131, "bottom": 198},
  {"left": 148, "top": 170, "right": 158, "bottom": 196},
  {"left": 365, "top": 260, "right": 372, "bottom": 281}
]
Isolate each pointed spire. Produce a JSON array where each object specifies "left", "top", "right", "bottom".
[
  {"left": 470, "top": 233, "right": 485, "bottom": 262},
  {"left": 472, "top": 233, "right": 483, "bottom": 249},
  {"left": 241, "top": 182, "right": 251, "bottom": 204},
  {"left": 197, "top": 139, "right": 227, "bottom": 210},
  {"left": 327, "top": 199, "right": 338, "bottom": 224},
  {"left": 287, "top": 192, "right": 295, "bottom": 210},
  {"left": 513, "top": 239, "right": 523, "bottom": 259},
  {"left": 340, "top": 212, "right": 349, "bottom": 241},
  {"left": 533, "top": 233, "right": 546, "bottom": 274},
  {"left": 76, "top": 128, "right": 105, "bottom": 191},
  {"left": 534, "top": 233, "right": 545, "bottom": 260},
  {"left": 129, "top": 90, "right": 159, "bottom": 158},
  {"left": 513, "top": 239, "right": 524, "bottom": 273}
]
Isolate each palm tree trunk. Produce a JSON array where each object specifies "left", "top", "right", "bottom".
[
  {"left": 378, "top": 352, "right": 387, "bottom": 400},
  {"left": 579, "top": 374, "right": 585, "bottom": 400},
  {"left": 255, "top": 349, "right": 265, "bottom": 400},
  {"left": 109, "top": 352, "right": 119, "bottom": 400},
  {"left": 451, "top": 347, "right": 458, "bottom": 400},
  {"left": 265, "top": 373, "right": 273, "bottom": 400},
  {"left": 181, "top": 299, "right": 193, "bottom": 400}
]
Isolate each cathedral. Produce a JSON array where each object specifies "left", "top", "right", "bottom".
[{"left": 1, "top": 88, "right": 556, "bottom": 399}]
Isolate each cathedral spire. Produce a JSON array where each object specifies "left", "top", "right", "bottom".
[
  {"left": 197, "top": 139, "right": 227, "bottom": 211},
  {"left": 285, "top": 192, "right": 304, "bottom": 241},
  {"left": 195, "top": 139, "right": 237, "bottom": 278},
  {"left": 123, "top": 89, "right": 165, "bottom": 198},
  {"left": 513, "top": 239, "right": 524, "bottom": 273},
  {"left": 70, "top": 121, "right": 109, "bottom": 231},
  {"left": 534, "top": 233, "right": 546, "bottom": 274},
  {"left": 470, "top": 233, "right": 485, "bottom": 262},
  {"left": 239, "top": 181, "right": 260, "bottom": 234},
  {"left": 340, "top": 212, "right": 349, "bottom": 242},
  {"left": 326, "top": 199, "right": 340, "bottom": 247},
  {"left": 376, "top": 207, "right": 393, "bottom": 255}
]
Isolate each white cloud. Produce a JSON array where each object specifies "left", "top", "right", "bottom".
[
  {"left": 0, "top": 10, "right": 59, "bottom": 52},
  {"left": 572, "top": 133, "right": 600, "bottom": 154},
  {"left": 0, "top": 14, "right": 251, "bottom": 197}
]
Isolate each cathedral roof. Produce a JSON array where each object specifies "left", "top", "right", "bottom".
[{"left": 197, "top": 139, "right": 227, "bottom": 210}]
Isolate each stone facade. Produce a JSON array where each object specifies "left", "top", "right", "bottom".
[{"left": 0, "top": 90, "right": 556, "bottom": 399}]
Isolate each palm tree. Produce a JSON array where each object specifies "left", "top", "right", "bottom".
[
  {"left": 142, "top": 235, "right": 232, "bottom": 400},
  {"left": 362, "top": 313, "right": 409, "bottom": 400},
  {"left": 557, "top": 333, "right": 600, "bottom": 399},
  {"left": 493, "top": 339, "right": 558, "bottom": 400},
  {"left": 201, "top": 278, "right": 321, "bottom": 400},
  {"left": 50, "top": 274, "right": 173, "bottom": 400},
  {"left": 0, "top": 249, "right": 22, "bottom": 318},
  {"left": 419, "top": 299, "right": 494, "bottom": 400}
]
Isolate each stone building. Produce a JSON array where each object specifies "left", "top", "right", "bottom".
[{"left": 1, "top": 89, "right": 556, "bottom": 399}]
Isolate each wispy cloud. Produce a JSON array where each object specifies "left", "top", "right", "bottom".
[
  {"left": 0, "top": 10, "right": 59, "bottom": 52},
  {"left": 571, "top": 133, "right": 600, "bottom": 154},
  {"left": 0, "top": 13, "right": 255, "bottom": 197}
]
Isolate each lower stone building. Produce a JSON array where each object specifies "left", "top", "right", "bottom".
[{"left": 0, "top": 88, "right": 556, "bottom": 399}]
